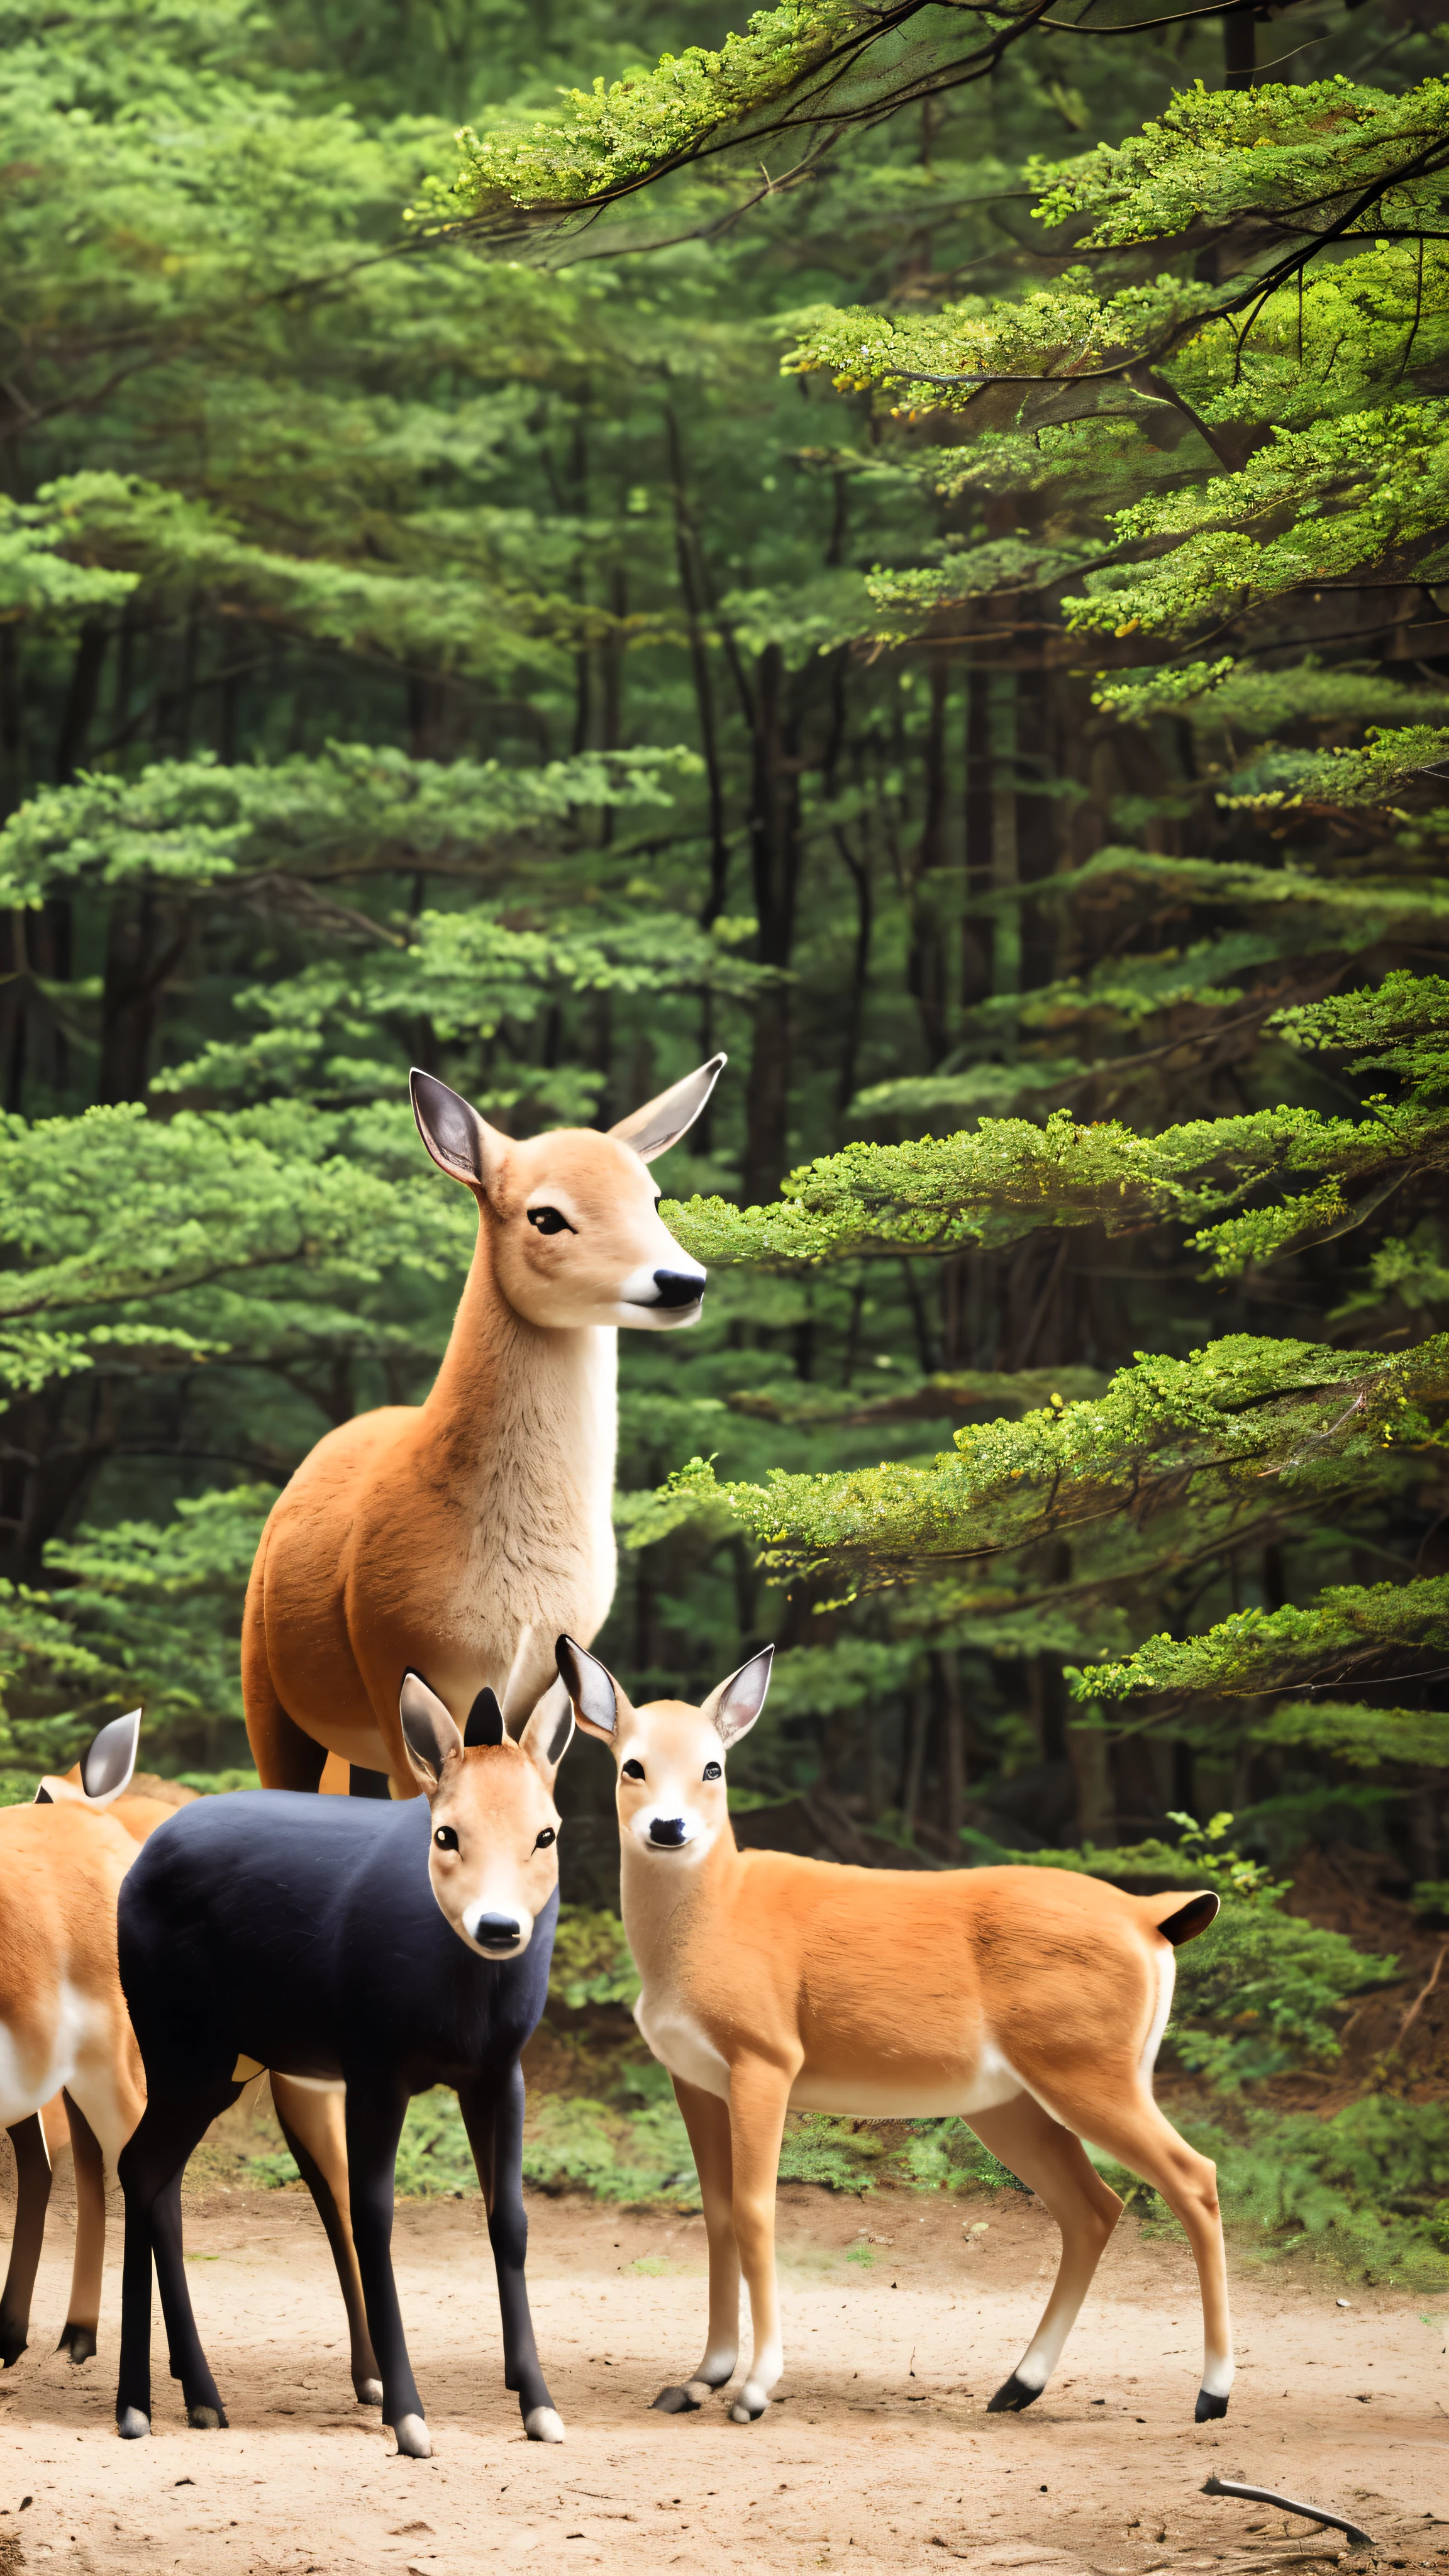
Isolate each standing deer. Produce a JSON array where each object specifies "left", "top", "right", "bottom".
[
  {"left": 243, "top": 1056, "right": 723, "bottom": 1797},
  {"left": 0, "top": 1711, "right": 148, "bottom": 2369},
  {"left": 556, "top": 1637, "right": 1235, "bottom": 2429},
  {"left": 114, "top": 1674, "right": 573, "bottom": 2453}
]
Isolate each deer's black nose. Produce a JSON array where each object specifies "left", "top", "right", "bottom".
[
  {"left": 652, "top": 1269, "right": 704, "bottom": 1309},
  {"left": 649, "top": 1816, "right": 688, "bottom": 1848},
  {"left": 472, "top": 1913, "right": 521, "bottom": 1947}
]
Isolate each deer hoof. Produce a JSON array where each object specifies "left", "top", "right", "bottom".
[
  {"left": 58, "top": 2324, "right": 97, "bottom": 2365},
  {"left": 187, "top": 2403, "right": 226, "bottom": 2430},
  {"left": 355, "top": 2379, "right": 384, "bottom": 2409},
  {"left": 525, "top": 2407, "right": 565, "bottom": 2444},
  {"left": 0, "top": 2319, "right": 26, "bottom": 2369},
  {"left": 392, "top": 2413, "right": 432, "bottom": 2458},
  {"left": 730, "top": 2384, "right": 769, "bottom": 2423},
  {"left": 987, "top": 2372, "right": 1041, "bottom": 2413},
  {"left": 651, "top": 2386, "right": 699, "bottom": 2414},
  {"left": 1195, "top": 2388, "right": 1230, "bottom": 2422},
  {"left": 116, "top": 2407, "right": 150, "bottom": 2441}
]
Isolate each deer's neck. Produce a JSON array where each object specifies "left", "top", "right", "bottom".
[
  {"left": 421, "top": 1218, "right": 617, "bottom": 1503},
  {"left": 620, "top": 1821, "right": 742, "bottom": 2001}
]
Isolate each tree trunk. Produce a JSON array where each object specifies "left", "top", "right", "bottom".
[
  {"left": 55, "top": 620, "right": 109, "bottom": 783},
  {"left": 99, "top": 890, "right": 186, "bottom": 1102},
  {"left": 740, "top": 643, "right": 802, "bottom": 1204},
  {"left": 906, "top": 660, "right": 952, "bottom": 1064}
]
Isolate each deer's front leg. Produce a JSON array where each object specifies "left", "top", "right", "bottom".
[
  {"left": 725, "top": 2054, "right": 794, "bottom": 2424},
  {"left": 653, "top": 2076, "right": 738, "bottom": 2414},
  {"left": 343, "top": 2074, "right": 425, "bottom": 2458},
  {"left": 457, "top": 2065, "right": 562, "bottom": 2444}
]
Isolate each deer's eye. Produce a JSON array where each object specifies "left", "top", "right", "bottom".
[
  {"left": 527, "top": 1206, "right": 574, "bottom": 1236},
  {"left": 434, "top": 1824, "right": 458, "bottom": 1851},
  {"left": 621, "top": 1758, "right": 645, "bottom": 1781},
  {"left": 702, "top": 1760, "right": 722, "bottom": 1782},
  {"left": 534, "top": 1826, "right": 556, "bottom": 1850}
]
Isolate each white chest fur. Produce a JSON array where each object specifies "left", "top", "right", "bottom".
[{"left": 633, "top": 1988, "right": 731, "bottom": 2102}]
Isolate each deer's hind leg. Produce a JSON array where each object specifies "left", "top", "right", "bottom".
[
  {"left": 117, "top": 2080, "right": 240, "bottom": 2437},
  {"left": 242, "top": 1550, "right": 326, "bottom": 1792},
  {"left": 1025, "top": 2070, "right": 1232, "bottom": 2422},
  {"left": 57, "top": 2092, "right": 107, "bottom": 2363},
  {"left": 0, "top": 2113, "right": 53, "bottom": 2365},
  {"left": 965, "top": 2092, "right": 1123, "bottom": 2412},
  {"left": 653, "top": 2077, "right": 738, "bottom": 2415},
  {"left": 271, "top": 2075, "right": 382, "bottom": 2407}
]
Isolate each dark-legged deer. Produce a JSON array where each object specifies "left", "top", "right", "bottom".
[
  {"left": 0, "top": 1713, "right": 148, "bottom": 2369},
  {"left": 244, "top": 1056, "right": 724, "bottom": 1796},
  {"left": 557, "top": 1638, "right": 1233, "bottom": 2428},
  {"left": 114, "top": 1676, "right": 573, "bottom": 2453}
]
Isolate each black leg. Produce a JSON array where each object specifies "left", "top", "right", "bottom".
[
  {"left": 341, "top": 2074, "right": 426, "bottom": 2457},
  {"left": 457, "top": 2066, "right": 562, "bottom": 2441},
  {"left": 0, "top": 2116, "right": 53, "bottom": 2366},
  {"left": 116, "top": 2084, "right": 237, "bottom": 2438},
  {"left": 152, "top": 2169, "right": 228, "bottom": 2428}
]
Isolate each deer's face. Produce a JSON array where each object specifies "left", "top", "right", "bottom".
[
  {"left": 409, "top": 1057, "right": 724, "bottom": 1335},
  {"left": 487, "top": 1131, "right": 706, "bottom": 1333},
  {"left": 401, "top": 1675, "right": 574, "bottom": 1960},
  {"left": 557, "top": 1638, "right": 775, "bottom": 1865},
  {"left": 613, "top": 1701, "right": 730, "bottom": 1862},
  {"left": 424, "top": 1741, "right": 563, "bottom": 1960}
]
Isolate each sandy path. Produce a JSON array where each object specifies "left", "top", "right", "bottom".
[{"left": 0, "top": 2180, "right": 1442, "bottom": 2575}]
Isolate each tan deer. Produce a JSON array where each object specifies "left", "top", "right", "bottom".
[
  {"left": 556, "top": 1637, "right": 1235, "bottom": 2429},
  {"left": 0, "top": 1713, "right": 149, "bottom": 2370},
  {"left": 242, "top": 1056, "right": 724, "bottom": 1798}
]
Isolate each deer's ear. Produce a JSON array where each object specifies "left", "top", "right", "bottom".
[
  {"left": 400, "top": 1670, "right": 464, "bottom": 1789},
  {"left": 521, "top": 1680, "right": 575, "bottom": 1785},
  {"left": 410, "top": 1070, "right": 505, "bottom": 1193},
  {"left": 80, "top": 1707, "right": 142, "bottom": 1806},
  {"left": 608, "top": 1054, "right": 726, "bottom": 1164},
  {"left": 702, "top": 1646, "right": 774, "bottom": 1749},
  {"left": 555, "top": 1636, "right": 621, "bottom": 1742}
]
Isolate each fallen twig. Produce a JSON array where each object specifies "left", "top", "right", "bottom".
[
  {"left": 1202, "top": 2477, "right": 1374, "bottom": 2550},
  {"left": 1396, "top": 1937, "right": 1449, "bottom": 2046}
]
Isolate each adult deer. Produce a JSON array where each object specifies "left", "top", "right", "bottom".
[
  {"left": 0, "top": 1712, "right": 148, "bottom": 2370},
  {"left": 556, "top": 1638, "right": 1234, "bottom": 2429},
  {"left": 243, "top": 1057, "right": 723, "bottom": 1797},
  {"left": 114, "top": 1674, "right": 573, "bottom": 2453}
]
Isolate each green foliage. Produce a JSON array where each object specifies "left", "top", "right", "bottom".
[
  {"left": 670, "top": 974, "right": 1449, "bottom": 1277},
  {"left": 548, "top": 1907, "right": 641, "bottom": 2010},
  {"left": 1195, "top": 2098, "right": 1449, "bottom": 2285},
  {"left": 639, "top": 1334, "right": 1447, "bottom": 1582},
  {"left": 426, "top": 0, "right": 868, "bottom": 225},
  {"left": 1084, "top": 1574, "right": 1449, "bottom": 1704}
]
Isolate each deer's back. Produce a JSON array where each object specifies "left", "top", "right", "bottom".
[{"left": 118, "top": 1792, "right": 556, "bottom": 2094}]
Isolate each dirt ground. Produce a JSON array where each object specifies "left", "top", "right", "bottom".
[{"left": 0, "top": 2157, "right": 1443, "bottom": 2576}]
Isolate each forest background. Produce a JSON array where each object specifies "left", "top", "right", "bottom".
[{"left": 3, "top": 0, "right": 1449, "bottom": 2271}]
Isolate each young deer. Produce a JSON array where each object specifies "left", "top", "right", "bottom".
[
  {"left": 556, "top": 1638, "right": 1233, "bottom": 2429},
  {"left": 243, "top": 1057, "right": 723, "bottom": 1796},
  {"left": 114, "top": 1674, "right": 574, "bottom": 2453},
  {"left": 0, "top": 1712, "right": 148, "bottom": 2370}
]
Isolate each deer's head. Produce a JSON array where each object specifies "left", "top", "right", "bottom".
[
  {"left": 556, "top": 1636, "right": 773, "bottom": 1865},
  {"left": 401, "top": 1673, "right": 572, "bottom": 1958},
  {"left": 410, "top": 1057, "right": 723, "bottom": 1331}
]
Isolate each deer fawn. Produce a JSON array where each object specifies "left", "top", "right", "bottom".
[
  {"left": 0, "top": 1712, "right": 149, "bottom": 2370},
  {"left": 557, "top": 1637, "right": 1234, "bottom": 2429},
  {"left": 114, "top": 1675, "right": 573, "bottom": 2453},
  {"left": 243, "top": 1056, "right": 723, "bottom": 1797}
]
